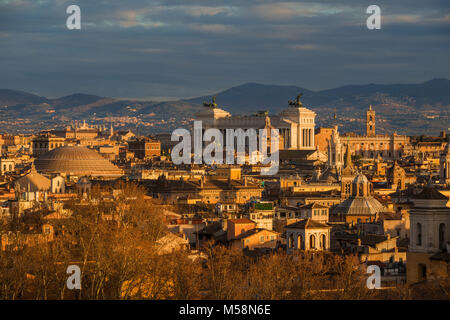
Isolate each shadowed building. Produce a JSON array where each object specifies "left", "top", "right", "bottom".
[{"left": 128, "top": 137, "right": 161, "bottom": 159}]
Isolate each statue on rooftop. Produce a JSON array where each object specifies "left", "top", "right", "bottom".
[
  {"left": 288, "top": 93, "right": 304, "bottom": 107},
  {"left": 203, "top": 96, "right": 218, "bottom": 108}
]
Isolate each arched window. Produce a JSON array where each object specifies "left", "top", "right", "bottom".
[
  {"left": 289, "top": 234, "right": 294, "bottom": 249},
  {"left": 345, "top": 183, "right": 350, "bottom": 194},
  {"left": 310, "top": 234, "right": 316, "bottom": 249},
  {"left": 439, "top": 223, "right": 446, "bottom": 250},
  {"left": 320, "top": 234, "right": 326, "bottom": 249},
  {"left": 416, "top": 223, "right": 422, "bottom": 246},
  {"left": 297, "top": 235, "right": 303, "bottom": 250},
  {"left": 8, "top": 164, "right": 12, "bottom": 171}
]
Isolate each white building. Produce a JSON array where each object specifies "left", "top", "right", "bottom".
[{"left": 195, "top": 94, "right": 316, "bottom": 151}]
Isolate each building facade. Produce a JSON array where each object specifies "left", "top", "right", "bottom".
[
  {"left": 339, "top": 106, "right": 411, "bottom": 160},
  {"left": 195, "top": 95, "right": 316, "bottom": 151}
]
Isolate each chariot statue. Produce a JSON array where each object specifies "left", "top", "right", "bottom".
[
  {"left": 288, "top": 93, "right": 304, "bottom": 107},
  {"left": 203, "top": 96, "right": 218, "bottom": 108}
]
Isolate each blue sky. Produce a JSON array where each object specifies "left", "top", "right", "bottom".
[{"left": 0, "top": 0, "right": 449, "bottom": 99}]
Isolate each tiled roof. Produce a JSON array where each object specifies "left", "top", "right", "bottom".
[
  {"left": 228, "top": 218, "right": 255, "bottom": 224},
  {"left": 332, "top": 196, "right": 386, "bottom": 216},
  {"left": 15, "top": 169, "right": 51, "bottom": 192},
  {"left": 413, "top": 186, "right": 448, "bottom": 200},
  {"left": 285, "top": 218, "right": 331, "bottom": 229},
  {"left": 299, "top": 203, "right": 329, "bottom": 209}
]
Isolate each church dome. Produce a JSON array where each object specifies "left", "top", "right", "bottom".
[
  {"left": 332, "top": 173, "right": 386, "bottom": 216},
  {"left": 353, "top": 173, "right": 369, "bottom": 185},
  {"left": 15, "top": 167, "right": 51, "bottom": 192},
  {"left": 332, "top": 196, "right": 386, "bottom": 216},
  {"left": 34, "top": 146, "right": 123, "bottom": 177}
]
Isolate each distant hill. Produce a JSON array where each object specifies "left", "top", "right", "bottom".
[
  {"left": 186, "top": 82, "right": 313, "bottom": 114},
  {"left": 187, "top": 78, "right": 450, "bottom": 114},
  {"left": 1, "top": 79, "right": 449, "bottom": 135},
  {"left": 0, "top": 89, "right": 49, "bottom": 106},
  {"left": 51, "top": 93, "right": 105, "bottom": 109}
]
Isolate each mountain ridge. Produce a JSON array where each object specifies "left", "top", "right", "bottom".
[{"left": 0, "top": 79, "right": 449, "bottom": 136}]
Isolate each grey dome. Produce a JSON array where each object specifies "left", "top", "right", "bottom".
[
  {"left": 34, "top": 146, "right": 123, "bottom": 177},
  {"left": 332, "top": 196, "right": 386, "bottom": 216}
]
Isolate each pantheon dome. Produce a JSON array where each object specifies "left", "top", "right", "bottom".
[{"left": 34, "top": 146, "right": 123, "bottom": 177}]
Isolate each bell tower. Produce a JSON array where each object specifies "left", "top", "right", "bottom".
[{"left": 366, "top": 105, "right": 375, "bottom": 137}]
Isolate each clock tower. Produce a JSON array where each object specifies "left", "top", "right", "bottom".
[{"left": 366, "top": 105, "right": 375, "bottom": 137}]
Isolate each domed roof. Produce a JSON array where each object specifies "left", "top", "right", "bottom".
[
  {"left": 332, "top": 196, "right": 386, "bottom": 216},
  {"left": 353, "top": 173, "right": 369, "bottom": 185},
  {"left": 332, "top": 172, "right": 386, "bottom": 216},
  {"left": 34, "top": 146, "right": 123, "bottom": 177},
  {"left": 15, "top": 167, "right": 51, "bottom": 192}
]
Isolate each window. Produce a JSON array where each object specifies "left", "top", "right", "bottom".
[
  {"left": 418, "top": 264, "right": 427, "bottom": 280},
  {"left": 289, "top": 234, "right": 294, "bottom": 249},
  {"left": 310, "top": 235, "right": 316, "bottom": 249},
  {"left": 320, "top": 234, "right": 326, "bottom": 249},
  {"left": 416, "top": 223, "right": 422, "bottom": 246},
  {"left": 439, "top": 223, "right": 446, "bottom": 250},
  {"left": 260, "top": 236, "right": 265, "bottom": 243}
]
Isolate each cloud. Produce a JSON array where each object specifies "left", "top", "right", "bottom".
[
  {"left": 0, "top": 0, "right": 449, "bottom": 98},
  {"left": 183, "top": 6, "right": 238, "bottom": 17},
  {"left": 288, "top": 44, "right": 325, "bottom": 51},
  {"left": 190, "top": 23, "right": 237, "bottom": 33},
  {"left": 382, "top": 14, "right": 422, "bottom": 24},
  {"left": 248, "top": 2, "right": 346, "bottom": 21}
]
